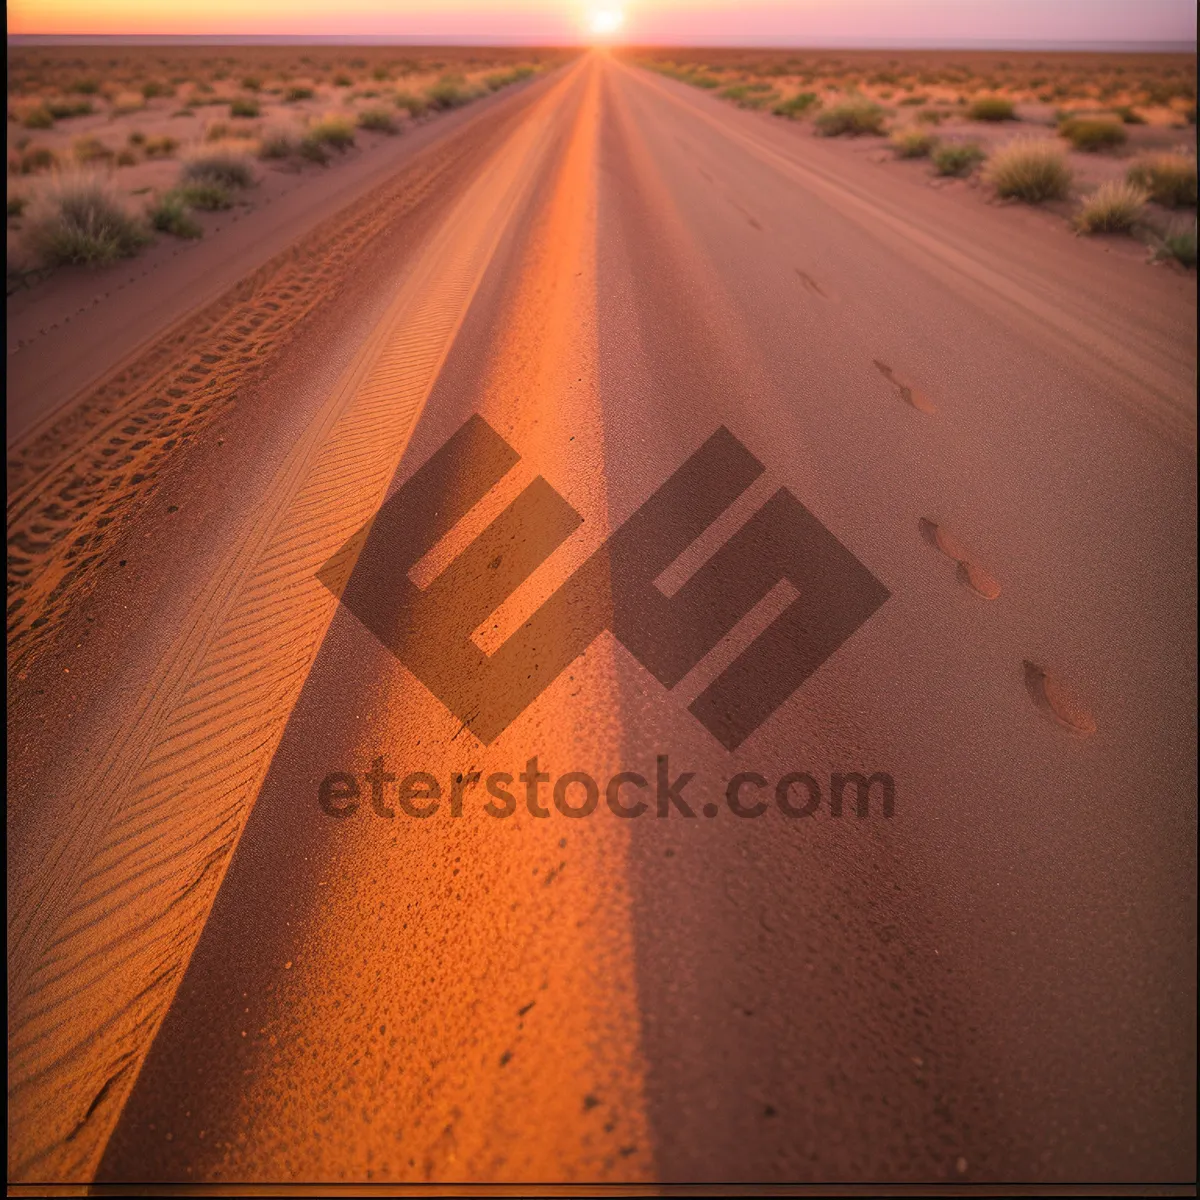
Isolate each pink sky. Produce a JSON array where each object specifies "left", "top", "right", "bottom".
[{"left": 8, "top": 0, "right": 1198, "bottom": 43}]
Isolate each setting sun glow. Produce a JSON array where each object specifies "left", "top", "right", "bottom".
[{"left": 586, "top": 6, "right": 624, "bottom": 38}]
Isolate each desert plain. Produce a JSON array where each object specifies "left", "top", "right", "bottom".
[{"left": 6, "top": 41, "right": 1198, "bottom": 1190}]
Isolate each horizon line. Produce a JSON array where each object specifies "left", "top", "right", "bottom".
[{"left": 7, "top": 33, "right": 1198, "bottom": 52}]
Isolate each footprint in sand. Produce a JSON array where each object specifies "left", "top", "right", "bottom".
[
  {"left": 795, "top": 268, "right": 827, "bottom": 298},
  {"left": 873, "top": 359, "right": 936, "bottom": 414},
  {"left": 918, "top": 517, "right": 1001, "bottom": 600},
  {"left": 1023, "top": 661, "right": 1096, "bottom": 737}
]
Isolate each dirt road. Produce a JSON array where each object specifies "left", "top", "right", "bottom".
[{"left": 7, "top": 51, "right": 1196, "bottom": 1186}]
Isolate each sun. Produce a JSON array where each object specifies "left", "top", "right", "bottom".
[{"left": 587, "top": 7, "right": 625, "bottom": 38}]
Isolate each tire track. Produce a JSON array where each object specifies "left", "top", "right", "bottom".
[{"left": 5, "top": 86, "right": 546, "bottom": 675}]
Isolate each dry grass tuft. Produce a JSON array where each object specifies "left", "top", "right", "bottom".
[
  {"left": 772, "top": 91, "right": 820, "bottom": 119},
  {"left": 814, "top": 97, "right": 887, "bottom": 136},
  {"left": 890, "top": 127, "right": 937, "bottom": 158},
  {"left": 1160, "top": 220, "right": 1196, "bottom": 266},
  {"left": 21, "top": 106, "right": 55, "bottom": 130},
  {"left": 173, "top": 181, "right": 233, "bottom": 210},
  {"left": 258, "top": 128, "right": 298, "bottom": 159},
  {"left": 967, "top": 96, "right": 1016, "bottom": 121},
  {"left": 180, "top": 142, "right": 257, "bottom": 188},
  {"left": 1074, "top": 180, "right": 1147, "bottom": 233},
  {"left": 72, "top": 136, "right": 115, "bottom": 165},
  {"left": 148, "top": 191, "right": 203, "bottom": 238},
  {"left": 394, "top": 90, "right": 429, "bottom": 117},
  {"left": 14, "top": 144, "right": 58, "bottom": 174},
  {"left": 985, "top": 139, "right": 1073, "bottom": 202},
  {"left": 424, "top": 77, "right": 481, "bottom": 111},
  {"left": 305, "top": 114, "right": 356, "bottom": 150},
  {"left": 357, "top": 107, "right": 397, "bottom": 134},
  {"left": 111, "top": 91, "right": 146, "bottom": 115},
  {"left": 144, "top": 135, "right": 180, "bottom": 158},
  {"left": 1059, "top": 116, "right": 1127, "bottom": 151},
  {"left": 1126, "top": 153, "right": 1198, "bottom": 207},
  {"left": 931, "top": 141, "right": 985, "bottom": 176},
  {"left": 25, "top": 172, "right": 150, "bottom": 265}
]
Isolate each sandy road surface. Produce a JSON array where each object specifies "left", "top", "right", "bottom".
[{"left": 7, "top": 52, "right": 1196, "bottom": 1186}]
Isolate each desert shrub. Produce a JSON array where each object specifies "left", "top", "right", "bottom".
[
  {"left": 986, "top": 139, "right": 1072, "bottom": 201},
  {"left": 719, "top": 83, "right": 778, "bottom": 110},
  {"left": 1126, "top": 154, "right": 1197, "bottom": 207},
  {"left": 372, "top": 66, "right": 390, "bottom": 82},
  {"left": 144, "top": 135, "right": 179, "bottom": 157},
  {"left": 73, "top": 135, "right": 115, "bottom": 164},
  {"left": 483, "top": 67, "right": 534, "bottom": 92},
  {"left": 22, "top": 106, "right": 55, "bottom": 129},
  {"left": 1059, "top": 116, "right": 1127, "bottom": 151},
  {"left": 1074, "top": 180, "right": 1147, "bottom": 233},
  {"left": 394, "top": 90, "right": 429, "bottom": 117},
  {"left": 285, "top": 85, "right": 315, "bottom": 102},
  {"left": 180, "top": 143, "right": 256, "bottom": 188},
  {"left": 306, "top": 114, "right": 356, "bottom": 150},
  {"left": 890, "top": 127, "right": 936, "bottom": 158},
  {"left": 115, "top": 149, "right": 138, "bottom": 167},
  {"left": 814, "top": 97, "right": 886, "bottom": 136},
  {"left": 357, "top": 106, "right": 397, "bottom": 133},
  {"left": 968, "top": 96, "right": 1016, "bottom": 121},
  {"left": 424, "top": 79, "right": 474, "bottom": 110},
  {"left": 915, "top": 108, "right": 946, "bottom": 124},
  {"left": 26, "top": 173, "right": 150, "bottom": 266},
  {"left": 174, "top": 181, "right": 233, "bottom": 210},
  {"left": 128, "top": 130, "right": 147, "bottom": 145},
  {"left": 931, "top": 141, "right": 985, "bottom": 176},
  {"left": 1109, "top": 105, "right": 1146, "bottom": 125},
  {"left": 112, "top": 92, "right": 146, "bottom": 115},
  {"left": 230, "top": 97, "right": 260, "bottom": 118},
  {"left": 18, "top": 145, "right": 57, "bottom": 174},
  {"left": 45, "top": 98, "right": 93, "bottom": 119},
  {"left": 141, "top": 80, "right": 172, "bottom": 100},
  {"left": 148, "top": 191, "right": 203, "bottom": 237},
  {"left": 299, "top": 135, "right": 330, "bottom": 164},
  {"left": 8, "top": 194, "right": 27, "bottom": 217},
  {"left": 1160, "top": 221, "right": 1196, "bottom": 267},
  {"left": 242, "top": 76, "right": 262, "bottom": 91},
  {"left": 69, "top": 78, "right": 101, "bottom": 95},
  {"left": 772, "top": 91, "right": 819, "bottom": 118},
  {"left": 333, "top": 73, "right": 353, "bottom": 87},
  {"left": 258, "top": 128, "right": 298, "bottom": 158},
  {"left": 898, "top": 94, "right": 929, "bottom": 106}
]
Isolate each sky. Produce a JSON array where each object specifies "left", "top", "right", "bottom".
[{"left": 7, "top": 0, "right": 1198, "bottom": 46}]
